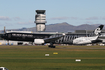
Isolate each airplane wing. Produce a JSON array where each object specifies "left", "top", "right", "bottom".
[{"left": 44, "top": 33, "right": 65, "bottom": 43}]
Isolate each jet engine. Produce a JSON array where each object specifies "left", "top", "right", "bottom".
[{"left": 34, "top": 39, "right": 44, "bottom": 44}]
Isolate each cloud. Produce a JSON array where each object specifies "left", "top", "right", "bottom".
[
  {"left": 85, "top": 16, "right": 105, "bottom": 20},
  {"left": 17, "top": 22, "right": 26, "bottom": 24},
  {"left": 13, "top": 17, "right": 21, "bottom": 21},
  {"left": 49, "top": 16, "right": 105, "bottom": 20},
  {"left": 86, "top": 17, "right": 99, "bottom": 20},
  {"left": 17, "top": 21, "right": 34, "bottom": 24},
  {"left": 0, "top": 16, "right": 21, "bottom": 21},
  {"left": 50, "top": 17, "right": 70, "bottom": 20},
  {"left": 0, "top": 16, "right": 11, "bottom": 20},
  {"left": 49, "top": 16, "right": 79, "bottom": 20},
  {"left": 85, "top": 21, "right": 94, "bottom": 24},
  {"left": 70, "top": 17, "right": 78, "bottom": 20},
  {"left": 102, "top": 17, "right": 105, "bottom": 20}
]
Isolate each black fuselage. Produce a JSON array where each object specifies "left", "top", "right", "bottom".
[
  {"left": 2, "top": 32, "right": 93, "bottom": 44},
  {"left": 2, "top": 32, "right": 52, "bottom": 42}
]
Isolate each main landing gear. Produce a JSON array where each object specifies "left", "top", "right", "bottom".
[
  {"left": 48, "top": 45, "right": 55, "bottom": 48},
  {"left": 48, "top": 43, "right": 56, "bottom": 48}
]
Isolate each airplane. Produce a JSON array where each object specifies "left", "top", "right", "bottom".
[
  {"left": 73, "top": 25, "right": 104, "bottom": 45},
  {"left": 1, "top": 25, "right": 104, "bottom": 48}
]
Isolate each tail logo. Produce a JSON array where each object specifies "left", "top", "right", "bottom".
[
  {"left": 94, "top": 28, "right": 101, "bottom": 35},
  {"left": 94, "top": 25, "right": 104, "bottom": 35}
]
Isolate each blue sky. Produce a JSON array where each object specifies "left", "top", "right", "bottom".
[{"left": 0, "top": 0, "right": 105, "bottom": 30}]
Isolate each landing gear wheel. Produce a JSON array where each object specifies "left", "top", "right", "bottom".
[
  {"left": 48, "top": 42, "right": 56, "bottom": 48},
  {"left": 48, "top": 45, "right": 56, "bottom": 48},
  {"left": 52, "top": 46, "right": 55, "bottom": 48},
  {"left": 48, "top": 45, "right": 51, "bottom": 48}
]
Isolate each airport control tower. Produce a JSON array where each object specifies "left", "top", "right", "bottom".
[{"left": 34, "top": 10, "right": 47, "bottom": 32}]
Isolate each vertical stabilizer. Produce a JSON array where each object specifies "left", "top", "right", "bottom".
[{"left": 94, "top": 25, "right": 104, "bottom": 35}]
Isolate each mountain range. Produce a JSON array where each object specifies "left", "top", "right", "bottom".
[{"left": 0, "top": 22, "right": 105, "bottom": 33}]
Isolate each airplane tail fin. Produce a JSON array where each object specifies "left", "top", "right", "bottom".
[{"left": 94, "top": 25, "right": 104, "bottom": 35}]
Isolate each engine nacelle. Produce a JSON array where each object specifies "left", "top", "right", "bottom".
[{"left": 34, "top": 39, "right": 44, "bottom": 44}]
